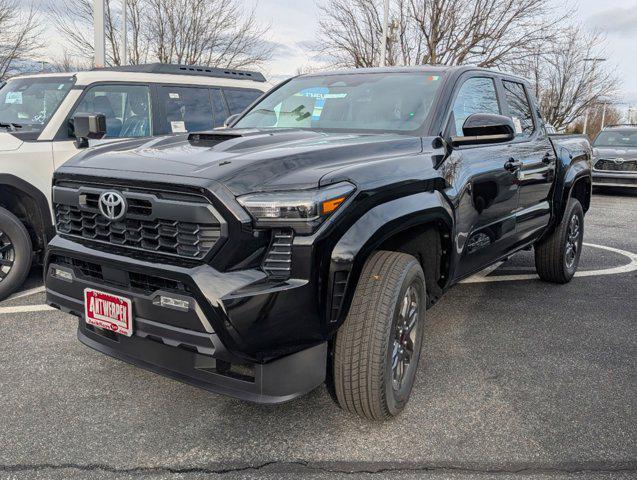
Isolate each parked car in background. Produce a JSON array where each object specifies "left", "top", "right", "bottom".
[
  {"left": 592, "top": 124, "right": 637, "bottom": 189},
  {"left": 0, "top": 63, "right": 267, "bottom": 299},
  {"left": 45, "top": 66, "right": 592, "bottom": 419}
]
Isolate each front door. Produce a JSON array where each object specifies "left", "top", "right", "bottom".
[
  {"left": 53, "top": 83, "right": 153, "bottom": 169},
  {"left": 443, "top": 76, "right": 520, "bottom": 279}
]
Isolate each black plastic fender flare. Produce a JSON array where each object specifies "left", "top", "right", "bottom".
[
  {"left": 0, "top": 174, "right": 55, "bottom": 247},
  {"left": 327, "top": 190, "right": 453, "bottom": 328}
]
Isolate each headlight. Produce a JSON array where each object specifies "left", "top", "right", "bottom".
[{"left": 237, "top": 182, "right": 355, "bottom": 234}]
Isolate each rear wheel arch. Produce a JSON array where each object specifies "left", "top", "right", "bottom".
[{"left": 569, "top": 176, "right": 591, "bottom": 214}]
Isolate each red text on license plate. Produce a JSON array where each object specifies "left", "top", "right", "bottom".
[{"left": 84, "top": 288, "right": 133, "bottom": 337}]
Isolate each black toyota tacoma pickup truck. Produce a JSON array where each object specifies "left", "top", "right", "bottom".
[{"left": 45, "top": 66, "right": 592, "bottom": 420}]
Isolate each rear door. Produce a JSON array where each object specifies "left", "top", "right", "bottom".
[
  {"left": 222, "top": 88, "right": 263, "bottom": 115},
  {"left": 500, "top": 79, "right": 555, "bottom": 241},
  {"left": 445, "top": 75, "right": 521, "bottom": 279}
]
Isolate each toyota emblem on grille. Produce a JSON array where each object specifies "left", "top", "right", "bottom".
[
  {"left": 98, "top": 191, "right": 127, "bottom": 221},
  {"left": 613, "top": 158, "right": 625, "bottom": 164}
]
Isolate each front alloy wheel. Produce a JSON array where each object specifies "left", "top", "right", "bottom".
[
  {"left": 333, "top": 250, "right": 426, "bottom": 420},
  {"left": 0, "top": 206, "right": 33, "bottom": 301},
  {"left": 392, "top": 285, "right": 420, "bottom": 391},
  {"left": 0, "top": 230, "right": 16, "bottom": 282}
]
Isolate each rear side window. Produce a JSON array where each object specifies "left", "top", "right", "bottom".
[
  {"left": 223, "top": 88, "right": 262, "bottom": 115},
  {"left": 502, "top": 80, "right": 534, "bottom": 137},
  {"left": 451, "top": 77, "right": 500, "bottom": 136},
  {"left": 159, "top": 86, "right": 213, "bottom": 133}
]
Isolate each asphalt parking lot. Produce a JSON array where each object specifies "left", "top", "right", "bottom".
[{"left": 1, "top": 190, "right": 635, "bottom": 480}]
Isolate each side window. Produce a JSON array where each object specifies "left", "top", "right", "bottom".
[
  {"left": 71, "top": 84, "right": 151, "bottom": 138},
  {"left": 222, "top": 88, "right": 262, "bottom": 115},
  {"left": 210, "top": 88, "right": 229, "bottom": 127},
  {"left": 450, "top": 77, "right": 500, "bottom": 136},
  {"left": 159, "top": 86, "right": 214, "bottom": 133},
  {"left": 502, "top": 80, "right": 534, "bottom": 137}
]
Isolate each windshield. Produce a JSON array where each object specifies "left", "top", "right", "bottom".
[
  {"left": 0, "top": 76, "right": 75, "bottom": 134},
  {"left": 234, "top": 72, "right": 445, "bottom": 133},
  {"left": 594, "top": 130, "right": 637, "bottom": 148}
]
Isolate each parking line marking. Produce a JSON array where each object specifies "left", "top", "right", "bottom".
[
  {"left": 5, "top": 285, "right": 46, "bottom": 301},
  {"left": 0, "top": 304, "right": 56, "bottom": 314},
  {"left": 461, "top": 243, "right": 637, "bottom": 283},
  {"left": 0, "top": 304, "right": 57, "bottom": 315}
]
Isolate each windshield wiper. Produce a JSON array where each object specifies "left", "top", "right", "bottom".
[{"left": 0, "top": 122, "right": 23, "bottom": 131}]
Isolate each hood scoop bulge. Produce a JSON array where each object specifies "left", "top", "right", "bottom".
[{"left": 187, "top": 128, "right": 325, "bottom": 151}]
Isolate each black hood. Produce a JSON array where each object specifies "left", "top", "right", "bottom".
[
  {"left": 64, "top": 129, "right": 424, "bottom": 195},
  {"left": 593, "top": 146, "right": 637, "bottom": 160}
]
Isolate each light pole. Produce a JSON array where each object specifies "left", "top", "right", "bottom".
[
  {"left": 94, "top": 0, "right": 106, "bottom": 67},
  {"left": 379, "top": 0, "right": 390, "bottom": 67},
  {"left": 582, "top": 57, "right": 606, "bottom": 135},
  {"left": 120, "top": 0, "right": 127, "bottom": 66}
]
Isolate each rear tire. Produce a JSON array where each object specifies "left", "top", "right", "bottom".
[
  {"left": 332, "top": 251, "right": 426, "bottom": 420},
  {"left": 534, "top": 198, "right": 584, "bottom": 284},
  {"left": 0, "top": 207, "right": 33, "bottom": 301}
]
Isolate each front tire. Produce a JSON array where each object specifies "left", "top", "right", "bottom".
[
  {"left": 333, "top": 251, "right": 426, "bottom": 420},
  {"left": 0, "top": 207, "right": 33, "bottom": 301},
  {"left": 534, "top": 198, "right": 584, "bottom": 284}
]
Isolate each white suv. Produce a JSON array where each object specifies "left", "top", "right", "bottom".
[{"left": 0, "top": 63, "right": 267, "bottom": 299}]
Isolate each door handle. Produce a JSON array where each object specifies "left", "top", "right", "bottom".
[
  {"left": 542, "top": 152, "right": 553, "bottom": 164},
  {"left": 504, "top": 158, "right": 522, "bottom": 172}
]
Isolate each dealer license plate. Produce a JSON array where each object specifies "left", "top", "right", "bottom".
[{"left": 84, "top": 288, "right": 133, "bottom": 337}]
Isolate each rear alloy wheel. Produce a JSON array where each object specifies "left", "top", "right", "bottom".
[
  {"left": 0, "top": 207, "right": 32, "bottom": 301},
  {"left": 534, "top": 198, "right": 584, "bottom": 284},
  {"left": 332, "top": 250, "right": 426, "bottom": 420}
]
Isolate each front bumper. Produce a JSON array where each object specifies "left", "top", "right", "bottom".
[
  {"left": 45, "top": 236, "right": 327, "bottom": 404},
  {"left": 592, "top": 169, "right": 637, "bottom": 188}
]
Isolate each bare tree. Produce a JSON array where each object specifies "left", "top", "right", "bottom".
[
  {"left": 50, "top": 50, "right": 94, "bottom": 73},
  {"left": 49, "top": 0, "right": 120, "bottom": 66},
  {"left": 515, "top": 27, "right": 620, "bottom": 131},
  {"left": 568, "top": 103, "right": 622, "bottom": 139},
  {"left": 0, "top": 0, "right": 43, "bottom": 79},
  {"left": 317, "top": 0, "right": 563, "bottom": 68},
  {"left": 50, "top": 0, "right": 273, "bottom": 69}
]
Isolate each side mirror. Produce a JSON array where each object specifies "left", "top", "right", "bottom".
[
  {"left": 73, "top": 113, "right": 107, "bottom": 148},
  {"left": 223, "top": 113, "right": 240, "bottom": 128},
  {"left": 451, "top": 113, "right": 515, "bottom": 147}
]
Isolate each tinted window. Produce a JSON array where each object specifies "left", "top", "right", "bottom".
[
  {"left": 160, "top": 86, "right": 213, "bottom": 133},
  {"left": 594, "top": 130, "right": 637, "bottom": 148},
  {"left": 211, "top": 89, "right": 229, "bottom": 127},
  {"left": 235, "top": 73, "right": 445, "bottom": 132},
  {"left": 503, "top": 80, "right": 534, "bottom": 137},
  {"left": 0, "top": 77, "right": 74, "bottom": 134},
  {"left": 71, "top": 84, "right": 151, "bottom": 138},
  {"left": 451, "top": 77, "right": 500, "bottom": 136},
  {"left": 223, "top": 88, "right": 262, "bottom": 115}
]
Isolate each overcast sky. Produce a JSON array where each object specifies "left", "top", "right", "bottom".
[
  {"left": 35, "top": 0, "right": 637, "bottom": 106},
  {"left": 255, "top": 0, "right": 637, "bottom": 107}
]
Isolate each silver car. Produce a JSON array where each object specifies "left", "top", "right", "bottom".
[{"left": 592, "top": 125, "right": 637, "bottom": 189}]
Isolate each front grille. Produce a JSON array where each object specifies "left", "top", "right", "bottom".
[
  {"left": 262, "top": 229, "right": 293, "bottom": 279},
  {"left": 53, "top": 183, "right": 224, "bottom": 261},
  {"left": 595, "top": 159, "right": 637, "bottom": 172},
  {"left": 81, "top": 191, "right": 152, "bottom": 216},
  {"left": 129, "top": 271, "right": 191, "bottom": 295}
]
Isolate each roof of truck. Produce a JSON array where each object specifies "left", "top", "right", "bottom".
[
  {"left": 10, "top": 63, "right": 268, "bottom": 90},
  {"left": 301, "top": 65, "right": 529, "bottom": 83}
]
